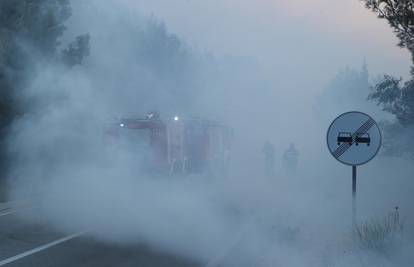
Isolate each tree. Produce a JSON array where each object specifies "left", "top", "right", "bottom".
[
  {"left": 62, "top": 33, "right": 90, "bottom": 67},
  {"left": 314, "top": 62, "right": 378, "bottom": 121},
  {"left": 362, "top": 0, "right": 414, "bottom": 158},
  {"left": 362, "top": 0, "right": 414, "bottom": 74},
  {"left": 0, "top": 0, "right": 91, "bottom": 116},
  {"left": 0, "top": 0, "right": 90, "bottom": 171},
  {"left": 362, "top": 0, "right": 414, "bottom": 125},
  {"left": 88, "top": 15, "right": 201, "bottom": 114},
  {"left": 368, "top": 75, "right": 414, "bottom": 125}
]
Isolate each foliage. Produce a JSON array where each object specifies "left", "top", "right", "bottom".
[
  {"left": 378, "top": 120, "right": 414, "bottom": 158},
  {"left": 138, "top": 18, "right": 199, "bottom": 104},
  {"left": 0, "top": 0, "right": 88, "bottom": 119},
  {"left": 369, "top": 75, "right": 414, "bottom": 126},
  {"left": 62, "top": 33, "right": 90, "bottom": 67},
  {"left": 362, "top": 0, "right": 414, "bottom": 74},
  {"left": 315, "top": 63, "right": 375, "bottom": 119},
  {"left": 354, "top": 207, "right": 404, "bottom": 253},
  {"left": 0, "top": 0, "right": 72, "bottom": 58},
  {"left": 0, "top": 0, "right": 90, "bottom": 171},
  {"left": 89, "top": 15, "right": 202, "bottom": 114},
  {"left": 362, "top": 1, "right": 414, "bottom": 157},
  {"left": 0, "top": 0, "right": 90, "bottom": 89}
]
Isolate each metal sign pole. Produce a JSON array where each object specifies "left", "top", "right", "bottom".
[{"left": 352, "top": 165, "right": 357, "bottom": 228}]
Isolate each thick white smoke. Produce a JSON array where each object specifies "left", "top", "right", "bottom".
[{"left": 6, "top": 1, "right": 414, "bottom": 266}]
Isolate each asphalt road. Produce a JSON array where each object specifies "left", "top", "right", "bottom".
[{"left": 0, "top": 204, "right": 201, "bottom": 267}]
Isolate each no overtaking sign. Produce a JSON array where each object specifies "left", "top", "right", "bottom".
[{"left": 327, "top": 111, "right": 381, "bottom": 166}]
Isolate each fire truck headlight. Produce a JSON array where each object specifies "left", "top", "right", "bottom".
[
  {"left": 174, "top": 116, "right": 179, "bottom": 121},
  {"left": 120, "top": 123, "right": 125, "bottom": 127}
]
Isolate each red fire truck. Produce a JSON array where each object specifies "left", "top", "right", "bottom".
[{"left": 105, "top": 112, "right": 232, "bottom": 175}]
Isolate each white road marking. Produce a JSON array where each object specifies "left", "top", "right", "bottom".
[
  {"left": 0, "top": 206, "right": 34, "bottom": 218},
  {"left": 0, "top": 232, "right": 86, "bottom": 266},
  {"left": 0, "top": 211, "right": 14, "bottom": 217}
]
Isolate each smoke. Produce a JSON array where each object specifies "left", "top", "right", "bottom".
[{"left": 5, "top": 0, "right": 414, "bottom": 266}]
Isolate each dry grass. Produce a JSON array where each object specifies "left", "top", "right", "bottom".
[{"left": 354, "top": 207, "right": 404, "bottom": 253}]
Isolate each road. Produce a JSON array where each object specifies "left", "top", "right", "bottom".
[{"left": 0, "top": 203, "right": 201, "bottom": 267}]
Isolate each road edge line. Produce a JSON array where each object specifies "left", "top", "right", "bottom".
[{"left": 0, "top": 231, "right": 86, "bottom": 266}]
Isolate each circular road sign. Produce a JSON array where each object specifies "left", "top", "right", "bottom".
[{"left": 327, "top": 111, "right": 382, "bottom": 166}]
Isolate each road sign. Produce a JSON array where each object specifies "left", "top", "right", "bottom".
[
  {"left": 327, "top": 111, "right": 382, "bottom": 228},
  {"left": 327, "top": 111, "right": 381, "bottom": 166}
]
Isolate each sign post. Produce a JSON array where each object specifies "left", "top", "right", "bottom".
[
  {"left": 327, "top": 112, "right": 381, "bottom": 228},
  {"left": 352, "top": 165, "right": 357, "bottom": 227}
]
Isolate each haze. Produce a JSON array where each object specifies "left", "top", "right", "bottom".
[
  {"left": 121, "top": 0, "right": 411, "bottom": 81},
  {"left": 2, "top": 1, "right": 413, "bottom": 267}
]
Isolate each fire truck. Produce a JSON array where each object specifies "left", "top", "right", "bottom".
[{"left": 105, "top": 112, "right": 232, "bottom": 175}]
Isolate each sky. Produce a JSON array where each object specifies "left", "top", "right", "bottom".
[{"left": 118, "top": 0, "right": 412, "bottom": 86}]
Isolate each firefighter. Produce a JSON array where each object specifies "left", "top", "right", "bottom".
[
  {"left": 283, "top": 142, "right": 299, "bottom": 175},
  {"left": 263, "top": 141, "right": 275, "bottom": 176}
]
